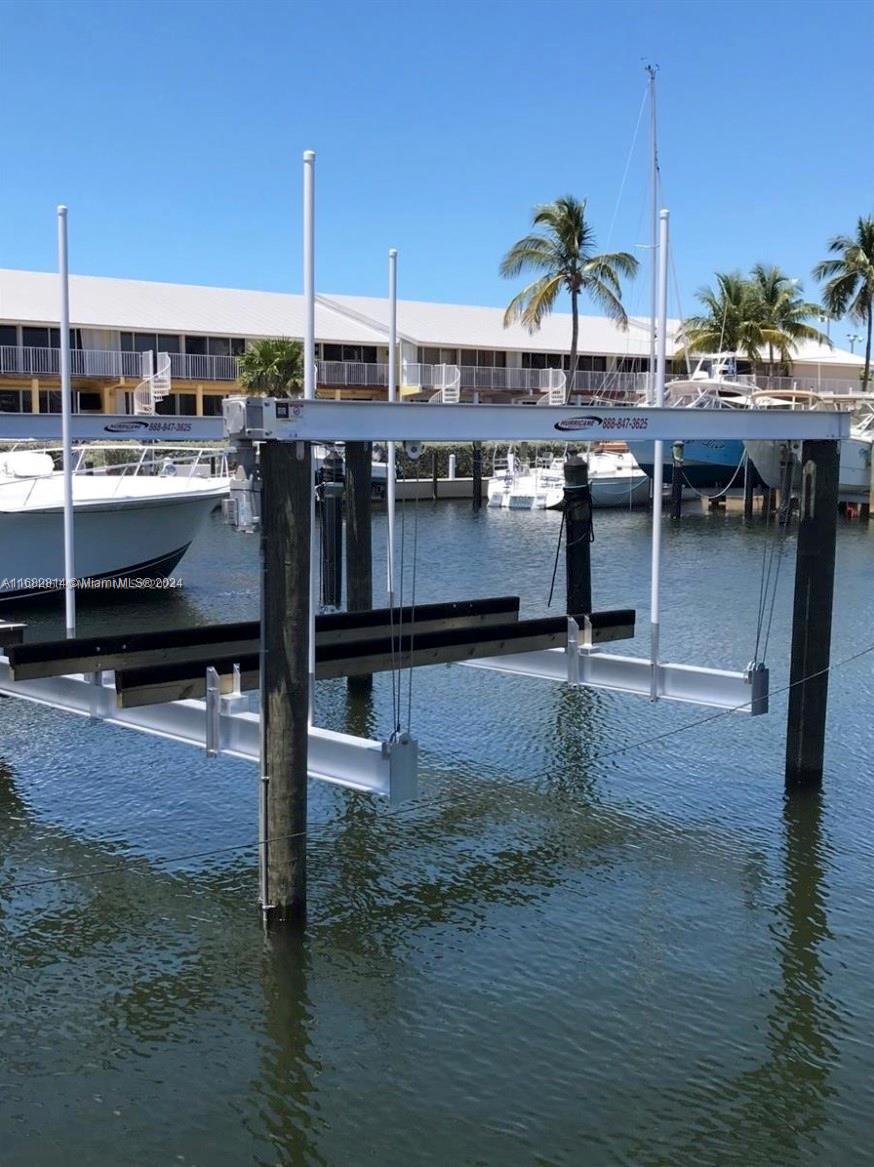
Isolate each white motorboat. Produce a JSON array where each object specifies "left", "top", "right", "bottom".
[
  {"left": 487, "top": 450, "right": 564, "bottom": 510},
  {"left": 0, "top": 445, "right": 230, "bottom": 601},
  {"left": 487, "top": 446, "right": 650, "bottom": 510},
  {"left": 745, "top": 390, "right": 874, "bottom": 502},
  {"left": 587, "top": 447, "right": 651, "bottom": 508}
]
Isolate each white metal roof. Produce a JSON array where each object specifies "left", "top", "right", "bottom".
[{"left": 0, "top": 267, "right": 861, "bottom": 367}]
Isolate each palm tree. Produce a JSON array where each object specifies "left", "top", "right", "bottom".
[
  {"left": 499, "top": 196, "right": 638, "bottom": 387},
  {"left": 678, "top": 271, "right": 766, "bottom": 362},
  {"left": 749, "top": 264, "right": 829, "bottom": 377},
  {"left": 813, "top": 217, "right": 874, "bottom": 390},
  {"left": 237, "top": 337, "right": 304, "bottom": 397},
  {"left": 677, "top": 269, "right": 828, "bottom": 374}
]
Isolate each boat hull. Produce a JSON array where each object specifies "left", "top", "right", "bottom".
[
  {"left": 0, "top": 492, "right": 222, "bottom": 601},
  {"left": 633, "top": 439, "right": 746, "bottom": 489},
  {"left": 745, "top": 438, "right": 871, "bottom": 501}
]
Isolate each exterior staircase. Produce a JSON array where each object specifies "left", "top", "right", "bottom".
[
  {"left": 428, "top": 363, "right": 461, "bottom": 404},
  {"left": 133, "top": 351, "right": 172, "bottom": 414},
  {"left": 536, "top": 368, "right": 566, "bottom": 406}
]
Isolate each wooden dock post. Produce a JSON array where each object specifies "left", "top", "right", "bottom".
[
  {"left": 345, "top": 440, "right": 373, "bottom": 691},
  {"left": 431, "top": 449, "right": 439, "bottom": 500},
  {"left": 743, "top": 452, "right": 756, "bottom": 519},
  {"left": 472, "top": 442, "right": 483, "bottom": 512},
  {"left": 260, "top": 439, "right": 312, "bottom": 925},
  {"left": 319, "top": 450, "right": 343, "bottom": 609},
  {"left": 785, "top": 440, "right": 840, "bottom": 792},
  {"left": 564, "top": 452, "right": 592, "bottom": 614},
  {"left": 670, "top": 441, "right": 683, "bottom": 520}
]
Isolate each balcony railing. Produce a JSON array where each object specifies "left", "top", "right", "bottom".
[
  {"left": 169, "top": 352, "right": 240, "bottom": 381},
  {"left": 316, "top": 360, "right": 388, "bottom": 387},
  {"left": 2, "top": 346, "right": 865, "bottom": 399}
]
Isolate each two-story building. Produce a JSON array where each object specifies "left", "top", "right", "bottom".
[{"left": 0, "top": 268, "right": 863, "bottom": 415}]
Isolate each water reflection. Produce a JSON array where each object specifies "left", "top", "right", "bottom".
[{"left": 256, "top": 931, "right": 327, "bottom": 1167}]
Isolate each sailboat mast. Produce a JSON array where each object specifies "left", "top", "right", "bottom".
[{"left": 646, "top": 65, "right": 659, "bottom": 403}]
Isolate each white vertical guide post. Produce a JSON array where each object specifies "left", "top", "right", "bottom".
[
  {"left": 646, "top": 65, "right": 658, "bottom": 404},
  {"left": 386, "top": 248, "right": 398, "bottom": 606},
  {"left": 303, "top": 150, "right": 316, "bottom": 719},
  {"left": 650, "top": 208, "right": 669, "bottom": 699},
  {"left": 57, "top": 205, "right": 76, "bottom": 637}
]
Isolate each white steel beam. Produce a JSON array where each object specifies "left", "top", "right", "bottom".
[
  {"left": 225, "top": 398, "right": 850, "bottom": 444},
  {"left": 0, "top": 657, "right": 418, "bottom": 803},
  {"left": 463, "top": 646, "right": 768, "bottom": 714},
  {"left": 0, "top": 413, "right": 225, "bottom": 443}
]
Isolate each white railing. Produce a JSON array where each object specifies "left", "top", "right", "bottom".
[
  {"left": 537, "top": 368, "right": 567, "bottom": 405},
  {"left": 0, "top": 346, "right": 144, "bottom": 378},
  {"left": 169, "top": 352, "right": 240, "bottom": 381},
  {"left": 316, "top": 360, "right": 388, "bottom": 387}
]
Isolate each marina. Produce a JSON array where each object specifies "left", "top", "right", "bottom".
[{"left": 4, "top": 2, "right": 874, "bottom": 1162}]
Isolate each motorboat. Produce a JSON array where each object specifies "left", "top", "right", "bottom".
[
  {"left": 487, "top": 445, "right": 650, "bottom": 510},
  {"left": 487, "top": 450, "right": 564, "bottom": 510},
  {"left": 745, "top": 390, "right": 874, "bottom": 502},
  {"left": 632, "top": 356, "right": 752, "bottom": 490},
  {"left": 0, "top": 444, "right": 230, "bottom": 601},
  {"left": 587, "top": 446, "right": 650, "bottom": 508}
]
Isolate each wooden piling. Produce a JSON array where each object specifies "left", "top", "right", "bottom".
[
  {"left": 472, "top": 442, "right": 483, "bottom": 512},
  {"left": 785, "top": 440, "right": 840, "bottom": 792},
  {"left": 564, "top": 453, "right": 592, "bottom": 615},
  {"left": 260, "top": 439, "right": 311, "bottom": 925},
  {"left": 431, "top": 449, "right": 439, "bottom": 500},
  {"left": 344, "top": 440, "right": 373, "bottom": 691},
  {"left": 320, "top": 451, "right": 343, "bottom": 609}
]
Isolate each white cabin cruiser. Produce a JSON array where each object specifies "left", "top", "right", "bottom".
[{"left": 0, "top": 446, "right": 230, "bottom": 601}]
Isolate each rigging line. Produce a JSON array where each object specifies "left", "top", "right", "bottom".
[
  {"left": 406, "top": 484, "right": 420, "bottom": 733},
  {"left": 605, "top": 85, "right": 650, "bottom": 252},
  {"left": 753, "top": 511, "right": 770, "bottom": 662},
  {"left": 388, "top": 464, "right": 400, "bottom": 732},
  {"left": 6, "top": 641, "right": 874, "bottom": 898},
  {"left": 395, "top": 475, "right": 407, "bottom": 735},
  {"left": 679, "top": 448, "right": 747, "bottom": 501},
  {"left": 546, "top": 507, "right": 566, "bottom": 608}
]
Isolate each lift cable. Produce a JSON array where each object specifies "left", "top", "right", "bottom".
[{"left": 5, "top": 641, "right": 874, "bottom": 899}]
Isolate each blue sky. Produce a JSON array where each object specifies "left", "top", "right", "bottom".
[{"left": 1, "top": 0, "right": 872, "bottom": 335}]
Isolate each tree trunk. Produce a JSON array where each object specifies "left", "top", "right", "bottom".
[
  {"left": 768, "top": 343, "right": 775, "bottom": 383},
  {"left": 568, "top": 288, "right": 579, "bottom": 400},
  {"left": 865, "top": 305, "right": 872, "bottom": 392}
]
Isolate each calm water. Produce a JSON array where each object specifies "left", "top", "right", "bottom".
[{"left": 2, "top": 502, "right": 874, "bottom": 1166}]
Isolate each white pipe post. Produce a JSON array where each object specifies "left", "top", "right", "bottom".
[
  {"left": 650, "top": 208, "right": 669, "bottom": 699},
  {"left": 303, "top": 150, "right": 316, "bottom": 402},
  {"left": 386, "top": 248, "right": 398, "bottom": 606},
  {"left": 57, "top": 206, "right": 76, "bottom": 638},
  {"left": 302, "top": 150, "right": 316, "bottom": 717},
  {"left": 647, "top": 66, "right": 658, "bottom": 404}
]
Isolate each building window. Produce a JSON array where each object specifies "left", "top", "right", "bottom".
[
  {"left": 185, "top": 336, "right": 207, "bottom": 355},
  {"left": 0, "top": 325, "right": 16, "bottom": 347},
  {"left": 613, "top": 357, "right": 646, "bottom": 373},
  {"left": 0, "top": 389, "right": 30, "bottom": 412},
  {"left": 157, "top": 334, "right": 181, "bottom": 354},
  {"left": 460, "top": 349, "right": 506, "bottom": 368},
  {"left": 77, "top": 391, "right": 103, "bottom": 412},
  {"left": 22, "top": 327, "right": 80, "bottom": 349},
  {"left": 39, "top": 390, "right": 63, "bottom": 413},
  {"left": 208, "top": 337, "right": 230, "bottom": 357},
  {"left": 321, "top": 344, "right": 377, "bottom": 363},
  {"left": 231, "top": 338, "right": 246, "bottom": 356},
  {"left": 202, "top": 394, "right": 225, "bottom": 416}
]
